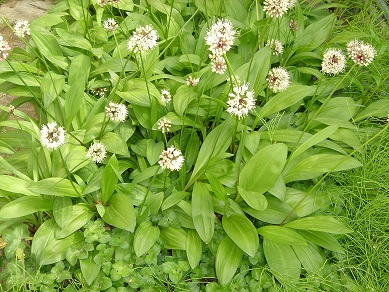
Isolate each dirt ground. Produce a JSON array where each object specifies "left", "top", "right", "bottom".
[{"left": 0, "top": 0, "right": 53, "bottom": 117}]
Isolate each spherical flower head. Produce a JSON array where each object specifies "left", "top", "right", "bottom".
[
  {"left": 14, "top": 20, "right": 30, "bottom": 38},
  {"left": 287, "top": 0, "right": 296, "bottom": 9},
  {"left": 86, "top": 141, "right": 107, "bottom": 163},
  {"left": 104, "top": 18, "right": 118, "bottom": 32},
  {"left": 105, "top": 102, "right": 127, "bottom": 122},
  {"left": 267, "top": 67, "right": 290, "bottom": 93},
  {"left": 0, "top": 35, "right": 11, "bottom": 61},
  {"left": 321, "top": 48, "right": 346, "bottom": 75},
  {"left": 96, "top": 0, "right": 109, "bottom": 6},
  {"left": 158, "top": 146, "right": 184, "bottom": 171},
  {"left": 186, "top": 75, "right": 200, "bottom": 87},
  {"left": 266, "top": 39, "right": 283, "bottom": 55},
  {"left": 160, "top": 89, "right": 171, "bottom": 103},
  {"left": 205, "top": 19, "right": 237, "bottom": 56},
  {"left": 226, "top": 82, "right": 256, "bottom": 119},
  {"left": 210, "top": 54, "right": 227, "bottom": 74},
  {"left": 157, "top": 117, "right": 171, "bottom": 133},
  {"left": 263, "top": 0, "right": 290, "bottom": 18},
  {"left": 128, "top": 25, "right": 158, "bottom": 53},
  {"left": 40, "top": 122, "right": 66, "bottom": 149},
  {"left": 347, "top": 40, "right": 376, "bottom": 66}
]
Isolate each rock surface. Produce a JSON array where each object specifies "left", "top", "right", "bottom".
[{"left": 0, "top": 0, "right": 53, "bottom": 115}]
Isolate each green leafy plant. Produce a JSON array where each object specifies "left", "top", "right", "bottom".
[{"left": 0, "top": 0, "right": 388, "bottom": 290}]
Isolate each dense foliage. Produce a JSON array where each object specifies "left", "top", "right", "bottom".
[{"left": 0, "top": 0, "right": 388, "bottom": 290}]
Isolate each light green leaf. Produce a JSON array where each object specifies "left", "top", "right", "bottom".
[
  {"left": 0, "top": 196, "right": 52, "bottom": 219},
  {"left": 292, "top": 244, "right": 325, "bottom": 274},
  {"left": 28, "top": 178, "right": 82, "bottom": 197},
  {"left": 223, "top": 214, "right": 259, "bottom": 258},
  {"left": 263, "top": 238, "right": 301, "bottom": 282},
  {"left": 187, "top": 118, "right": 233, "bottom": 187},
  {"left": 258, "top": 85, "right": 317, "bottom": 118},
  {"left": 101, "top": 155, "right": 119, "bottom": 204},
  {"left": 117, "top": 79, "right": 160, "bottom": 107},
  {"left": 284, "top": 216, "right": 353, "bottom": 234},
  {"left": 237, "top": 186, "right": 268, "bottom": 211},
  {"left": 186, "top": 230, "right": 203, "bottom": 269},
  {"left": 297, "top": 230, "right": 344, "bottom": 253},
  {"left": 192, "top": 182, "right": 214, "bottom": 244},
  {"left": 0, "top": 175, "right": 35, "bottom": 196},
  {"left": 30, "top": 28, "right": 62, "bottom": 57},
  {"left": 283, "top": 154, "right": 362, "bottom": 183},
  {"left": 161, "top": 190, "right": 189, "bottom": 211},
  {"left": 101, "top": 132, "right": 130, "bottom": 156},
  {"left": 160, "top": 227, "right": 187, "bottom": 250},
  {"left": 285, "top": 188, "right": 329, "bottom": 217},
  {"left": 102, "top": 193, "right": 136, "bottom": 232},
  {"left": 239, "top": 143, "right": 288, "bottom": 200},
  {"left": 80, "top": 252, "right": 100, "bottom": 286},
  {"left": 134, "top": 221, "right": 160, "bottom": 257},
  {"left": 257, "top": 226, "right": 307, "bottom": 246}
]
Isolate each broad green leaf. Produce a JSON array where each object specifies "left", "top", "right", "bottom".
[
  {"left": 284, "top": 216, "right": 352, "bottom": 234},
  {"left": 222, "top": 214, "right": 259, "bottom": 258},
  {"left": 160, "top": 227, "right": 187, "bottom": 250},
  {"left": 187, "top": 118, "right": 233, "bottom": 187},
  {"left": 194, "top": 0, "right": 222, "bottom": 17},
  {"left": 31, "top": 219, "right": 57, "bottom": 263},
  {"left": 294, "top": 14, "right": 336, "bottom": 51},
  {"left": 257, "top": 226, "right": 307, "bottom": 246},
  {"left": 243, "top": 196, "right": 298, "bottom": 224},
  {"left": 285, "top": 188, "right": 329, "bottom": 217},
  {"left": 54, "top": 200, "right": 94, "bottom": 239},
  {"left": 283, "top": 154, "right": 362, "bottom": 183},
  {"left": 297, "top": 230, "right": 344, "bottom": 253},
  {"left": 30, "top": 28, "right": 62, "bottom": 57},
  {"left": 161, "top": 191, "right": 189, "bottom": 210},
  {"left": 101, "top": 155, "right": 119, "bottom": 204},
  {"left": 28, "top": 178, "right": 82, "bottom": 197},
  {"left": 263, "top": 238, "right": 301, "bottom": 281},
  {"left": 0, "top": 175, "right": 35, "bottom": 196},
  {"left": 192, "top": 182, "right": 214, "bottom": 244},
  {"left": 292, "top": 244, "right": 325, "bottom": 274},
  {"left": 40, "top": 231, "right": 85, "bottom": 265},
  {"left": 355, "top": 99, "right": 389, "bottom": 121},
  {"left": 0, "top": 196, "right": 52, "bottom": 219},
  {"left": 237, "top": 186, "right": 268, "bottom": 211},
  {"left": 258, "top": 85, "right": 316, "bottom": 118},
  {"left": 80, "top": 252, "right": 100, "bottom": 286},
  {"left": 101, "top": 132, "right": 130, "bottom": 156},
  {"left": 205, "top": 172, "right": 228, "bottom": 201},
  {"left": 133, "top": 221, "right": 160, "bottom": 257},
  {"left": 102, "top": 193, "right": 136, "bottom": 232},
  {"left": 248, "top": 47, "right": 272, "bottom": 94},
  {"left": 289, "top": 125, "right": 339, "bottom": 161},
  {"left": 117, "top": 79, "right": 160, "bottom": 107},
  {"left": 173, "top": 86, "right": 198, "bottom": 116},
  {"left": 56, "top": 28, "right": 92, "bottom": 51},
  {"left": 239, "top": 143, "right": 287, "bottom": 200},
  {"left": 186, "top": 230, "right": 202, "bottom": 269},
  {"left": 215, "top": 236, "right": 243, "bottom": 286}
]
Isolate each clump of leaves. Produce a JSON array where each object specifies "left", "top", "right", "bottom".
[{"left": 0, "top": 0, "right": 388, "bottom": 290}]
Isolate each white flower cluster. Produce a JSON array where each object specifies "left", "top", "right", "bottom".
[
  {"left": 128, "top": 25, "right": 158, "bottom": 53},
  {"left": 157, "top": 117, "right": 171, "bottom": 133},
  {"left": 40, "top": 122, "right": 66, "bottom": 150},
  {"left": 209, "top": 54, "right": 227, "bottom": 75},
  {"left": 160, "top": 89, "right": 171, "bottom": 103},
  {"left": 263, "top": 0, "right": 296, "bottom": 18},
  {"left": 103, "top": 18, "right": 118, "bottom": 32},
  {"left": 267, "top": 67, "right": 290, "bottom": 92},
  {"left": 0, "top": 35, "right": 11, "bottom": 61},
  {"left": 205, "top": 19, "right": 237, "bottom": 74},
  {"left": 158, "top": 146, "right": 184, "bottom": 171},
  {"left": 105, "top": 102, "right": 127, "bottom": 122},
  {"left": 321, "top": 48, "right": 346, "bottom": 75},
  {"left": 266, "top": 39, "right": 283, "bottom": 55},
  {"left": 96, "top": 0, "right": 120, "bottom": 6},
  {"left": 86, "top": 141, "right": 107, "bottom": 163},
  {"left": 186, "top": 75, "right": 200, "bottom": 87},
  {"left": 226, "top": 82, "right": 256, "bottom": 119},
  {"left": 347, "top": 40, "right": 376, "bottom": 66},
  {"left": 14, "top": 20, "right": 30, "bottom": 38},
  {"left": 90, "top": 87, "right": 107, "bottom": 97},
  {"left": 205, "top": 19, "right": 237, "bottom": 56}
]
